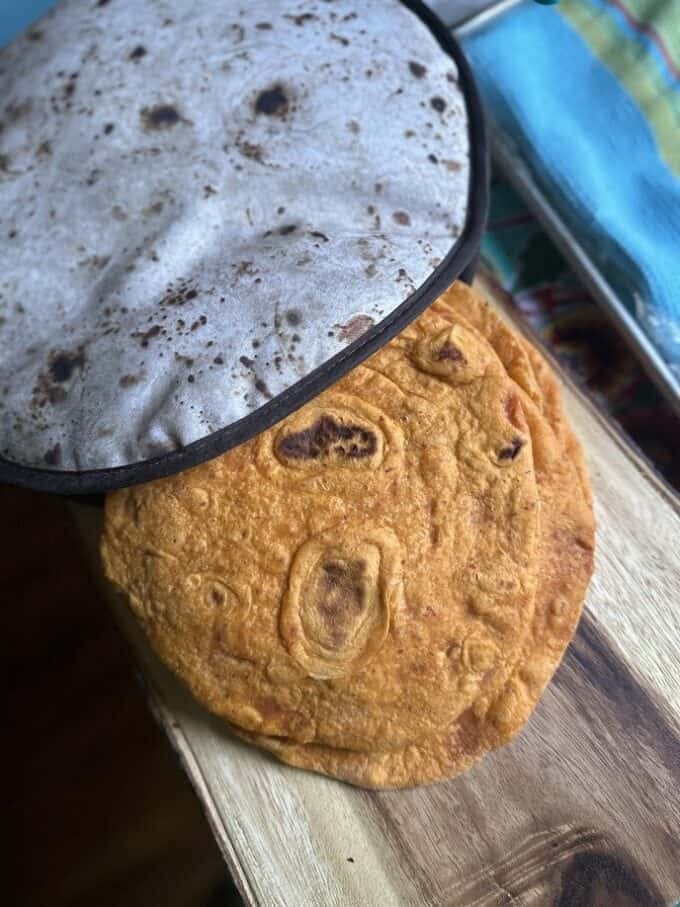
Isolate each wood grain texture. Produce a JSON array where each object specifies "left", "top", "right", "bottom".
[{"left": 73, "top": 277, "right": 680, "bottom": 907}]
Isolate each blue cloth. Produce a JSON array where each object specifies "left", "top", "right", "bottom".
[
  {"left": 461, "top": 1, "right": 680, "bottom": 382},
  {"left": 0, "top": 0, "right": 55, "bottom": 48}
]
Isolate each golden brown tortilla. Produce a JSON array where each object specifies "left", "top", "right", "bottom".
[
  {"left": 102, "top": 283, "right": 595, "bottom": 787},
  {"left": 102, "top": 288, "right": 545, "bottom": 784},
  {"left": 234, "top": 284, "right": 595, "bottom": 786}
]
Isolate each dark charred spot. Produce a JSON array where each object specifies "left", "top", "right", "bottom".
[
  {"left": 187, "top": 374, "right": 195, "bottom": 383},
  {"left": 430, "top": 96, "right": 446, "bottom": 113},
  {"left": 285, "top": 309, "right": 301, "bottom": 326},
  {"left": 254, "top": 84, "right": 289, "bottom": 117},
  {"left": 428, "top": 153, "right": 438, "bottom": 164},
  {"left": 141, "top": 104, "right": 182, "bottom": 130},
  {"left": 254, "top": 377, "right": 272, "bottom": 398},
  {"left": 330, "top": 33, "right": 349, "bottom": 46},
  {"left": 277, "top": 415, "right": 377, "bottom": 462},
  {"left": 119, "top": 373, "right": 142, "bottom": 388},
  {"left": 131, "top": 324, "right": 161, "bottom": 347},
  {"left": 255, "top": 21, "right": 272, "bottom": 30},
  {"left": 285, "top": 13, "right": 317, "bottom": 25},
  {"left": 27, "top": 28, "right": 44, "bottom": 41},
  {"left": 203, "top": 184, "right": 217, "bottom": 198},
  {"left": 347, "top": 119, "right": 360, "bottom": 134},
  {"left": 309, "top": 230, "right": 329, "bottom": 242},
  {"left": 97, "top": 0, "right": 111, "bottom": 6},
  {"left": 278, "top": 223, "right": 297, "bottom": 236},
  {"left": 239, "top": 355, "right": 255, "bottom": 369},
  {"left": 213, "top": 356, "right": 224, "bottom": 365},
  {"left": 409, "top": 61, "right": 427, "bottom": 79},
  {"left": 446, "top": 72, "right": 458, "bottom": 84},
  {"left": 44, "top": 443, "right": 62, "bottom": 466},
  {"left": 437, "top": 340, "right": 465, "bottom": 363},
  {"left": 8, "top": 229, "right": 17, "bottom": 239},
  {"left": 129, "top": 45, "right": 147, "bottom": 61},
  {"left": 392, "top": 210, "right": 411, "bottom": 226},
  {"left": 498, "top": 436, "right": 525, "bottom": 461},
  {"left": 49, "top": 348, "right": 86, "bottom": 383}
]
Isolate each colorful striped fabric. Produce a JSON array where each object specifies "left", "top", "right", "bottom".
[{"left": 461, "top": 0, "right": 680, "bottom": 387}]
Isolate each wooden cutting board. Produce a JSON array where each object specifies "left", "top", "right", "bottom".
[{"left": 73, "top": 276, "right": 680, "bottom": 907}]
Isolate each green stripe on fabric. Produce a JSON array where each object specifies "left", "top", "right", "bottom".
[
  {"left": 560, "top": 0, "right": 680, "bottom": 174},
  {"left": 616, "top": 0, "right": 680, "bottom": 65}
]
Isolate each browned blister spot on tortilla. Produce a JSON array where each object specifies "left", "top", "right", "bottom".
[
  {"left": 309, "top": 558, "right": 367, "bottom": 650},
  {"left": 436, "top": 340, "right": 465, "bottom": 363},
  {"left": 276, "top": 415, "right": 377, "bottom": 464},
  {"left": 498, "top": 436, "right": 525, "bottom": 461}
]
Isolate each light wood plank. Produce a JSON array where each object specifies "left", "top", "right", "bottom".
[{"left": 73, "top": 278, "right": 680, "bottom": 907}]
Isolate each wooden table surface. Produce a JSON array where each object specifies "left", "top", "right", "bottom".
[{"left": 74, "top": 278, "right": 680, "bottom": 907}]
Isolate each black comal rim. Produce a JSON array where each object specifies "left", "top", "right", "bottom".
[{"left": 0, "top": 0, "right": 489, "bottom": 495}]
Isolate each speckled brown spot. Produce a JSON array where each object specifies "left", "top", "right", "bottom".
[
  {"left": 119, "top": 373, "right": 143, "bottom": 388},
  {"left": 129, "top": 45, "right": 147, "bottom": 61},
  {"left": 254, "top": 84, "right": 289, "bottom": 117},
  {"left": 347, "top": 119, "right": 360, "bottom": 134},
  {"left": 285, "top": 309, "right": 301, "bottom": 326},
  {"left": 336, "top": 314, "right": 375, "bottom": 342},
  {"left": 237, "top": 139, "right": 264, "bottom": 162},
  {"left": 330, "top": 33, "right": 349, "bottom": 46},
  {"left": 131, "top": 324, "right": 161, "bottom": 347},
  {"left": 430, "top": 96, "right": 446, "bottom": 113},
  {"left": 240, "top": 355, "right": 255, "bottom": 369},
  {"left": 309, "top": 230, "right": 329, "bottom": 242},
  {"left": 255, "top": 21, "right": 272, "bottom": 30},
  {"left": 254, "top": 377, "right": 272, "bottom": 398},
  {"left": 285, "top": 13, "right": 317, "bottom": 25},
  {"left": 392, "top": 210, "right": 411, "bottom": 227},
  {"left": 278, "top": 223, "right": 297, "bottom": 236},
  {"left": 409, "top": 61, "right": 427, "bottom": 78},
  {"left": 141, "top": 104, "right": 182, "bottom": 130}
]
